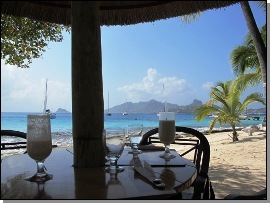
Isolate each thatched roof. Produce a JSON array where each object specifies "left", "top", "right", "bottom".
[{"left": 1, "top": 1, "right": 240, "bottom": 26}]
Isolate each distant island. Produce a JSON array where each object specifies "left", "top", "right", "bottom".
[
  {"left": 54, "top": 100, "right": 265, "bottom": 114},
  {"left": 106, "top": 99, "right": 203, "bottom": 114},
  {"left": 105, "top": 99, "right": 266, "bottom": 114},
  {"left": 55, "top": 108, "right": 71, "bottom": 113}
]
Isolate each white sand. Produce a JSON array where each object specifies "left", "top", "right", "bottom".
[{"left": 172, "top": 130, "right": 266, "bottom": 199}]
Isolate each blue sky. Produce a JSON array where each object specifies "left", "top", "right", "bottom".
[{"left": 1, "top": 2, "right": 266, "bottom": 112}]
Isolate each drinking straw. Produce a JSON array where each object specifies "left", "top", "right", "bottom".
[{"left": 163, "top": 84, "right": 167, "bottom": 112}]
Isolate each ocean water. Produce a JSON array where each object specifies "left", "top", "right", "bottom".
[
  {"left": 1, "top": 112, "right": 265, "bottom": 132},
  {"left": 1, "top": 112, "right": 265, "bottom": 155}
]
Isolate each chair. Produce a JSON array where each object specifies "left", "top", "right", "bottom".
[
  {"left": 1, "top": 130, "right": 57, "bottom": 152},
  {"left": 1, "top": 130, "right": 27, "bottom": 151},
  {"left": 139, "top": 126, "right": 214, "bottom": 199},
  {"left": 224, "top": 187, "right": 266, "bottom": 199}
]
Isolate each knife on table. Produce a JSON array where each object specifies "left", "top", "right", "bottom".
[{"left": 133, "top": 158, "right": 165, "bottom": 189}]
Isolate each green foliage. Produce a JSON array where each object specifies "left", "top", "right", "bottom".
[
  {"left": 194, "top": 80, "right": 265, "bottom": 141},
  {"left": 230, "top": 25, "right": 265, "bottom": 76},
  {"left": 180, "top": 12, "right": 201, "bottom": 24},
  {"left": 1, "top": 14, "right": 71, "bottom": 68},
  {"left": 255, "top": 1, "right": 266, "bottom": 13},
  {"left": 245, "top": 25, "right": 266, "bottom": 46},
  {"left": 230, "top": 24, "right": 266, "bottom": 93},
  {"left": 232, "top": 69, "right": 262, "bottom": 93},
  {"left": 230, "top": 46, "right": 259, "bottom": 76}
]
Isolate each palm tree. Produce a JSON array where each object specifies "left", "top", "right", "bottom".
[
  {"left": 240, "top": 1, "right": 266, "bottom": 96},
  {"left": 180, "top": 2, "right": 267, "bottom": 95},
  {"left": 230, "top": 25, "right": 265, "bottom": 92},
  {"left": 194, "top": 80, "right": 266, "bottom": 142},
  {"left": 230, "top": 25, "right": 265, "bottom": 76}
]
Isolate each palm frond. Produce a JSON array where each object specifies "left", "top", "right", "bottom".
[
  {"left": 260, "top": 25, "right": 266, "bottom": 43},
  {"left": 210, "top": 81, "right": 234, "bottom": 110},
  {"left": 180, "top": 12, "right": 201, "bottom": 24},
  {"left": 194, "top": 105, "right": 219, "bottom": 122},
  {"left": 255, "top": 1, "right": 266, "bottom": 13},
  {"left": 211, "top": 81, "right": 231, "bottom": 99},
  {"left": 230, "top": 46, "right": 259, "bottom": 76},
  {"left": 210, "top": 90, "right": 230, "bottom": 110},
  {"left": 245, "top": 24, "right": 266, "bottom": 46},
  {"left": 241, "top": 92, "right": 266, "bottom": 109},
  {"left": 229, "top": 90, "right": 241, "bottom": 115},
  {"left": 232, "top": 71, "right": 262, "bottom": 93}
]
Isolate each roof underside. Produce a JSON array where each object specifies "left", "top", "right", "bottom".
[{"left": 1, "top": 1, "right": 240, "bottom": 26}]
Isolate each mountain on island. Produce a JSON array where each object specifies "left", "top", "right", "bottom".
[
  {"left": 106, "top": 99, "right": 203, "bottom": 114},
  {"left": 55, "top": 108, "right": 71, "bottom": 113},
  {"left": 169, "top": 99, "right": 203, "bottom": 113},
  {"left": 105, "top": 99, "right": 266, "bottom": 114}
]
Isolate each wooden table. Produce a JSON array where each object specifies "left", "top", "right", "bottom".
[{"left": 1, "top": 147, "right": 197, "bottom": 199}]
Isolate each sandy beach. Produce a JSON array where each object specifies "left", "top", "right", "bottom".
[{"left": 172, "top": 130, "right": 267, "bottom": 199}]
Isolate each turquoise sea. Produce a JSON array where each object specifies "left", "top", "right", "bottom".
[
  {"left": 1, "top": 112, "right": 265, "bottom": 150},
  {"left": 1, "top": 112, "right": 265, "bottom": 133}
]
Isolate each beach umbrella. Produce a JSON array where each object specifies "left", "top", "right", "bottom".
[{"left": 1, "top": 1, "right": 241, "bottom": 168}]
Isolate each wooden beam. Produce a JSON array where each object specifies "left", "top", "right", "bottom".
[{"left": 72, "top": 1, "right": 105, "bottom": 167}]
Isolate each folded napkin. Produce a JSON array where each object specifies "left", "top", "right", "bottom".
[
  {"left": 138, "top": 145, "right": 165, "bottom": 151},
  {"left": 133, "top": 159, "right": 165, "bottom": 189}
]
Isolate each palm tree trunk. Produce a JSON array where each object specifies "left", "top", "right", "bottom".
[
  {"left": 231, "top": 124, "right": 239, "bottom": 142},
  {"left": 240, "top": 1, "right": 266, "bottom": 96}
]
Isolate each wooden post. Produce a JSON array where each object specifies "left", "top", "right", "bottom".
[{"left": 71, "top": 1, "right": 105, "bottom": 167}]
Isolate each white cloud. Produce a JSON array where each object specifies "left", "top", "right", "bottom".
[
  {"left": 1, "top": 62, "right": 71, "bottom": 112},
  {"left": 202, "top": 82, "right": 214, "bottom": 90},
  {"left": 117, "top": 68, "right": 191, "bottom": 103}
]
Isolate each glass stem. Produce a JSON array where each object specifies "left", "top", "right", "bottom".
[
  {"left": 109, "top": 159, "right": 117, "bottom": 171},
  {"left": 164, "top": 145, "right": 170, "bottom": 154},
  {"left": 36, "top": 160, "right": 46, "bottom": 174},
  {"left": 133, "top": 144, "right": 138, "bottom": 151}
]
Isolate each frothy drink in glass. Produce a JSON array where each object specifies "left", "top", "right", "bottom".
[
  {"left": 27, "top": 140, "right": 52, "bottom": 161},
  {"left": 158, "top": 112, "right": 176, "bottom": 160},
  {"left": 25, "top": 114, "right": 53, "bottom": 182},
  {"left": 159, "top": 120, "right": 175, "bottom": 145}
]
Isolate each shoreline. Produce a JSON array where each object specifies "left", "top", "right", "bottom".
[{"left": 1, "top": 126, "right": 265, "bottom": 159}]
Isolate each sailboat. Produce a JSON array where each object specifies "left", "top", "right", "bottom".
[
  {"left": 123, "top": 98, "right": 128, "bottom": 115},
  {"left": 207, "top": 113, "right": 218, "bottom": 118},
  {"left": 43, "top": 79, "right": 56, "bottom": 119},
  {"left": 239, "top": 107, "right": 249, "bottom": 120},
  {"left": 107, "top": 91, "right": 112, "bottom": 116}
]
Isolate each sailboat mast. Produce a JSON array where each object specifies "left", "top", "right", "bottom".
[
  {"left": 163, "top": 84, "right": 167, "bottom": 112},
  {"left": 43, "top": 79, "right": 48, "bottom": 114}
]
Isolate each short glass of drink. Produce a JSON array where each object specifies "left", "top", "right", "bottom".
[
  {"left": 103, "top": 128, "right": 126, "bottom": 174},
  {"left": 127, "top": 124, "right": 144, "bottom": 154}
]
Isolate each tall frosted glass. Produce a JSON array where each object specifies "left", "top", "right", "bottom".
[{"left": 25, "top": 114, "right": 53, "bottom": 182}]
